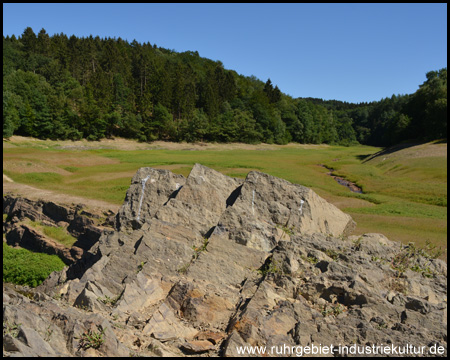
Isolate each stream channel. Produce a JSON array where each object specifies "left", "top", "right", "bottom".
[{"left": 319, "top": 164, "right": 363, "bottom": 193}]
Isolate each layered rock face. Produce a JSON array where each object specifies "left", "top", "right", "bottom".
[
  {"left": 3, "top": 196, "right": 112, "bottom": 264},
  {"left": 3, "top": 164, "right": 447, "bottom": 357}
]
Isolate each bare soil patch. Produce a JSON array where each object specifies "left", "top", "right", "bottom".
[{"left": 3, "top": 181, "right": 120, "bottom": 214}]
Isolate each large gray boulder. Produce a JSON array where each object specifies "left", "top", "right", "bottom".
[
  {"left": 155, "top": 163, "right": 243, "bottom": 236},
  {"left": 115, "top": 167, "right": 186, "bottom": 230},
  {"left": 212, "top": 170, "right": 356, "bottom": 252}
]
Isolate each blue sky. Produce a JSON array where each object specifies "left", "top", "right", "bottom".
[{"left": 3, "top": 3, "right": 447, "bottom": 103}]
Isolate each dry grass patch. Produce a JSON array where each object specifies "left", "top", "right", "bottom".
[
  {"left": 3, "top": 161, "right": 73, "bottom": 176},
  {"left": 4, "top": 151, "right": 119, "bottom": 167},
  {"left": 350, "top": 213, "right": 447, "bottom": 261},
  {"left": 318, "top": 192, "right": 376, "bottom": 210},
  {"left": 64, "top": 171, "right": 137, "bottom": 184}
]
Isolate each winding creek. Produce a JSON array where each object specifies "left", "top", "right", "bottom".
[{"left": 319, "top": 164, "right": 363, "bottom": 193}]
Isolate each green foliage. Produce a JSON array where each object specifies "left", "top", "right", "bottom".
[
  {"left": 324, "top": 249, "right": 341, "bottom": 261},
  {"left": 301, "top": 255, "right": 319, "bottom": 265},
  {"left": 44, "top": 325, "right": 53, "bottom": 342},
  {"left": 352, "top": 236, "right": 363, "bottom": 250},
  {"left": 257, "top": 258, "right": 283, "bottom": 276},
  {"left": 98, "top": 294, "right": 121, "bottom": 307},
  {"left": 3, "top": 243, "right": 66, "bottom": 287},
  {"left": 406, "top": 68, "right": 447, "bottom": 141},
  {"left": 177, "top": 238, "right": 210, "bottom": 274},
  {"left": 276, "top": 224, "right": 295, "bottom": 240},
  {"left": 136, "top": 261, "right": 146, "bottom": 273},
  {"left": 321, "top": 303, "right": 344, "bottom": 317},
  {"left": 5, "top": 28, "right": 444, "bottom": 145},
  {"left": 192, "top": 237, "right": 209, "bottom": 260},
  {"left": 390, "top": 241, "right": 444, "bottom": 278},
  {"left": 177, "top": 263, "right": 190, "bottom": 274},
  {"left": 77, "top": 325, "right": 105, "bottom": 350},
  {"left": 3, "top": 321, "right": 21, "bottom": 338}
]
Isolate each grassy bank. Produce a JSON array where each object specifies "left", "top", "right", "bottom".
[
  {"left": 3, "top": 137, "right": 447, "bottom": 259},
  {"left": 3, "top": 242, "right": 66, "bottom": 287}
]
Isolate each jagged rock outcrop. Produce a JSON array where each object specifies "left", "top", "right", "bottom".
[{"left": 3, "top": 165, "right": 447, "bottom": 357}]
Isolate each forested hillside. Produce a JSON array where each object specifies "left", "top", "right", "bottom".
[{"left": 3, "top": 28, "right": 447, "bottom": 146}]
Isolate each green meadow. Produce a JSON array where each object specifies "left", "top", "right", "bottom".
[{"left": 3, "top": 138, "right": 447, "bottom": 260}]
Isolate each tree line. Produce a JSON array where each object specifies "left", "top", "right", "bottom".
[{"left": 3, "top": 27, "right": 447, "bottom": 146}]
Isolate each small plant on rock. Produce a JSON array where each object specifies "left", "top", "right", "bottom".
[
  {"left": 192, "top": 237, "right": 209, "bottom": 260},
  {"left": 325, "top": 249, "right": 341, "bottom": 261},
  {"left": 98, "top": 294, "right": 121, "bottom": 307},
  {"left": 136, "top": 261, "right": 146, "bottom": 273},
  {"left": 44, "top": 325, "right": 53, "bottom": 341},
  {"left": 75, "top": 300, "right": 92, "bottom": 312},
  {"left": 321, "top": 303, "right": 344, "bottom": 317},
  {"left": 352, "top": 236, "right": 363, "bottom": 251},
  {"left": 410, "top": 264, "right": 435, "bottom": 278},
  {"left": 276, "top": 224, "right": 295, "bottom": 238},
  {"left": 77, "top": 325, "right": 105, "bottom": 350},
  {"left": 389, "top": 277, "right": 407, "bottom": 294},
  {"left": 301, "top": 255, "right": 318, "bottom": 265},
  {"left": 257, "top": 258, "right": 283, "bottom": 276},
  {"left": 3, "top": 321, "right": 21, "bottom": 338},
  {"left": 177, "top": 263, "right": 190, "bottom": 274},
  {"left": 390, "top": 241, "right": 444, "bottom": 279},
  {"left": 391, "top": 251, "right": 410, "bottom": 276}
]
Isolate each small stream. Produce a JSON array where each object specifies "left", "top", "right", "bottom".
[{"left": 319, "top": 164, "right": 363, "bottom": 193}]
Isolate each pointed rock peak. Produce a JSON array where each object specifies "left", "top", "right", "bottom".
[{"left": 186, "top": 163, "right": 235, "bottom": 184}]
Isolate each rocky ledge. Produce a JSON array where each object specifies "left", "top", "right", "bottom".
[
  {"left": 3, "top": 164, "right": 447, "bottom": 357},
  {"left": 3, "top": 195, "right": 115, "bottom": 264}
]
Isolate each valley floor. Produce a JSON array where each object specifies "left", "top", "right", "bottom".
[{"left": 3, "top": 137, "right": 447, "bottom": 261}]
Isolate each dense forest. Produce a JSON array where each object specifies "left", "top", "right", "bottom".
[{"left": 3, "top": 28, "right": 447, "bottom": 146}]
